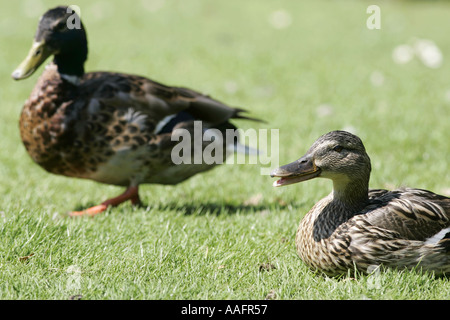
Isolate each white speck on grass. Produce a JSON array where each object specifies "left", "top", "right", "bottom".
[
  {"left": 393, "top": 39, "right": 443, "bottom": 69},
  {"left": 341, "top": 125, "right": 357, "bottom": 134},
  {"left": 253, "top": 85, "right": 274, "bottom": 98},
  {"left": 22, "top": 0, "right": 44, "bottom": 18},
  {"left": 89, "top": 1, "right": 115, "bottom": 21},
  {"left": 141, "top": 0, "right": 165, "bottom": 13},
  {"left": 370, "top": 71, "right": 384, "bottom": 87},
  {"left": 268, "top": 10, "right": 292, "bottom": 29},
  {"left": 392, "top": 44, "right": 414, "bottom": 64},
  {"left": 444, "top": 90, "right": 450, "bottom": 102},
  {"left": 224, "top": 80, "right": 239, "bottom": 95},
  {"left": 414, "top": 39, "right": 443, "bottom": 69},
  {"left": 376, "top": 101, "right": 388, "bottom": 112},
  {"left": 316, "top": 104, "right": 334, "bottom": 117}
]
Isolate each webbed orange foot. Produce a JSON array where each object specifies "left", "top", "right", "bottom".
[{"left": 68, "top": 186, "right": 141, "bottom": 217}]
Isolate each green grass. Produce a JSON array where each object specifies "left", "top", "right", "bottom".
[{"left": 0, "top": 0, "right": 449, "bottom": 299}]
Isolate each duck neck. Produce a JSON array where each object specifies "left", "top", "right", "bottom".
[
  {"left": 53, "top": 30, "right": 88, "bottom": 82},
  {"left": 53, "top": 49, "right": 86, "bottom": 81},
  {"left": 310, "top": 178, "right": 369, "bottom": 242},
  {"left": 331, "top": 176, "right": 369, "bottom": 218}
]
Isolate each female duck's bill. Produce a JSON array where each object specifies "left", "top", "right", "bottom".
[{"left": 271, "top": 153, "right": 321, "bottom": 187}]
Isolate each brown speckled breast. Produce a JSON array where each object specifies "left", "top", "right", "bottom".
[
  {"left": 18, "top": 64, "right": 159, "bottom": 184},
  {"left": 295, "top": 196, "right": 354, "bottom": 276},
  {"left": 19, "top": 64, "right": 82, "bottom": 175}
]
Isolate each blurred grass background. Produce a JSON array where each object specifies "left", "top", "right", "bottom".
[{"left": 0, "top": 0, "right": 449, "bottom": 299}]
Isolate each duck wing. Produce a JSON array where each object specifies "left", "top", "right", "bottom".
[
  {"left": 80, "top": 71, "right": 260, "bottom": 132},
  {"left": 363, "top": 188, "right": 450, "bottom": 242}
]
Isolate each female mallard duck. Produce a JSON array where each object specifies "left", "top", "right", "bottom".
[
  {"left": 12, "top": 6, "right": 260, "bottom": 216},
  {"left": 271, "top": 130, "right": 450, "bottom": 276}
]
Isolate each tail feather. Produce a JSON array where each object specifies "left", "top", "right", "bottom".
[{"left": 233, "top": 108, "right": 266, "bottom": 124}]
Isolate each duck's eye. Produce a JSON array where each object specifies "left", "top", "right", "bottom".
[{"left": 333, "top": 145, "right": 344, "bottom": 153}]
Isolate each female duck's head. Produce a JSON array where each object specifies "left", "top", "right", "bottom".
[{"left": 271, "top": 131, "right": 372, "bottom": 196}]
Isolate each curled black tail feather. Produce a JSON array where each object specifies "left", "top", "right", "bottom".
[{"left": 232, "top": 108, "right": 267, "bottom": 124}]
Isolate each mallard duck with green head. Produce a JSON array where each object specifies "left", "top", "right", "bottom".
[
  {"left": 12, "top": 6, "right": 261, "bottom": 216},
  {"left": 271, "top": 130, "right": 450, "bottom": 276}
]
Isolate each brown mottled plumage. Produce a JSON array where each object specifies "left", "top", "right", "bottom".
[
  {"left": 271, "top": 131, "right": 450, "bottom": 276},
  {"left": 12, "top": 6, "right": 261, "bottom": 216}
]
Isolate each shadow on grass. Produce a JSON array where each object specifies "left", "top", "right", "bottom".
[
  {"left": 153, "top": 200, "right": 301, "bottom": 216},
  {"left": 71, "top": 197, "right": 305, "bottom": 217}
]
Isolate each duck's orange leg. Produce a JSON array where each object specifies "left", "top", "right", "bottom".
[{"left": 69, "top": 185, "right": 141, "bottom": 217}]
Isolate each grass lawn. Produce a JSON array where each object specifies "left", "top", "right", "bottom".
[{"left": 0, "top": 0, "right": 449, "bottom": 300}]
